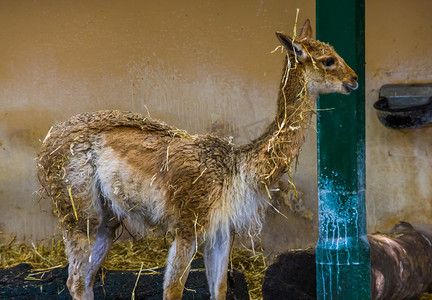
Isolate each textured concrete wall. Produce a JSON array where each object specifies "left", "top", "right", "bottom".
[
  {"left": 365, "top": 0, "right": 432, "bottom": 231},
  {"left": 0, "top": 0, "right": 431, "bottom": 255}
]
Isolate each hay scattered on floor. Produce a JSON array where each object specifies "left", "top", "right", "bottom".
[
  {"left": 0, "top": 236, "right": 67, "bottom": 271},
  {"left": 0, "top": 235, "right": 267, "bottom": 300},
  {"left": 102, "top": 235, "right": 173, "bottom": 272},
  {"left": 230, "top": 246, "right": 268, "bottom": 300}
]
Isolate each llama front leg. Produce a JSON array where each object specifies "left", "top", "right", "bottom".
[
  {"left": 163, "top": 236, "right": 196, "bottom": 300},
  {"left": 204, "top": 230, "right": 233, "bottom": 300}
]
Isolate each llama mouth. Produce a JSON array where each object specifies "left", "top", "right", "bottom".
[{"left": 343, "top": 82, "right": 359, "bottom": 93}]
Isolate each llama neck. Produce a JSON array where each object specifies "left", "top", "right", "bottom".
[{"left": 241, "top": 57, "right": 316, "bottom": 187}]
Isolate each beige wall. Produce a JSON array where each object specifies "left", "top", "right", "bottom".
[
  {"left": 365, "top": 0, "right": 432, "bottom": 231},
  {"left": 0, "top": 0, "right": 431, "bottom": 254}
]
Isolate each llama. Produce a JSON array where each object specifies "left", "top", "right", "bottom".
[{"left": 36, "top": 19, "right": 358, "bottom": 300}]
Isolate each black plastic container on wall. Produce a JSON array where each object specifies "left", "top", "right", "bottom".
[{"left": 373, "top": 83, "right": 432, "bottom": 130}]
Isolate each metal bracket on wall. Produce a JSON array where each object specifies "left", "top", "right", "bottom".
[{"left": 374, "top": 83, "right": 432, "bottom": 129}]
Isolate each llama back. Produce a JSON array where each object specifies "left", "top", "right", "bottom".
[{"left": 39, "top": 110, "right": 179, "bottom": 155}]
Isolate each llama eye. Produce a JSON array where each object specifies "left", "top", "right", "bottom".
[{"left": 323, "top": 57, "right": 335, "bottom": 67}]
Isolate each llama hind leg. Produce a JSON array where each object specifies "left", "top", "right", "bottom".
[
  {"left": 64, "top": 218, "right": 119, "bottom": 300},
  {"left": 204, "top": 229, "right": 233, "bottom": 300},
  {"left": 64, "top": 230, "right": 95, "bottom": 300},
  {"left": 163, "top": 236, "right": 196, "bottom": 300}
]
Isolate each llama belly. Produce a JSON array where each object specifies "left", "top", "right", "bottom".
[{"left": 95, "top": 147, "right": 169, "bottom": 229}]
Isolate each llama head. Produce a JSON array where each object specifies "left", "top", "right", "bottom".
[{"left": 276, "top": 19, "right": 359, "bottom": 96}]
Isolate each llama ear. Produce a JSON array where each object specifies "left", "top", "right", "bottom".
[
  {"left": 299, "top": 19, "right": 312, "bottom": 39},
  {"left": 275, "top": 32, "right": 307, "bottom": 61}
]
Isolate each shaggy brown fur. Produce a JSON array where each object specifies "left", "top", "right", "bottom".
[{"left": 36, "top": 20, "right": 358, "bottom": 300}]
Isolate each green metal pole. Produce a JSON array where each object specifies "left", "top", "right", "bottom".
[{"left": 315, "top": 0, "right": 370, "bottom": 299}]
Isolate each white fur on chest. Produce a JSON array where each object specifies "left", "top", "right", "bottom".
[{"left": 206, "top": 168, "right": 267, "bottom": 245}]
